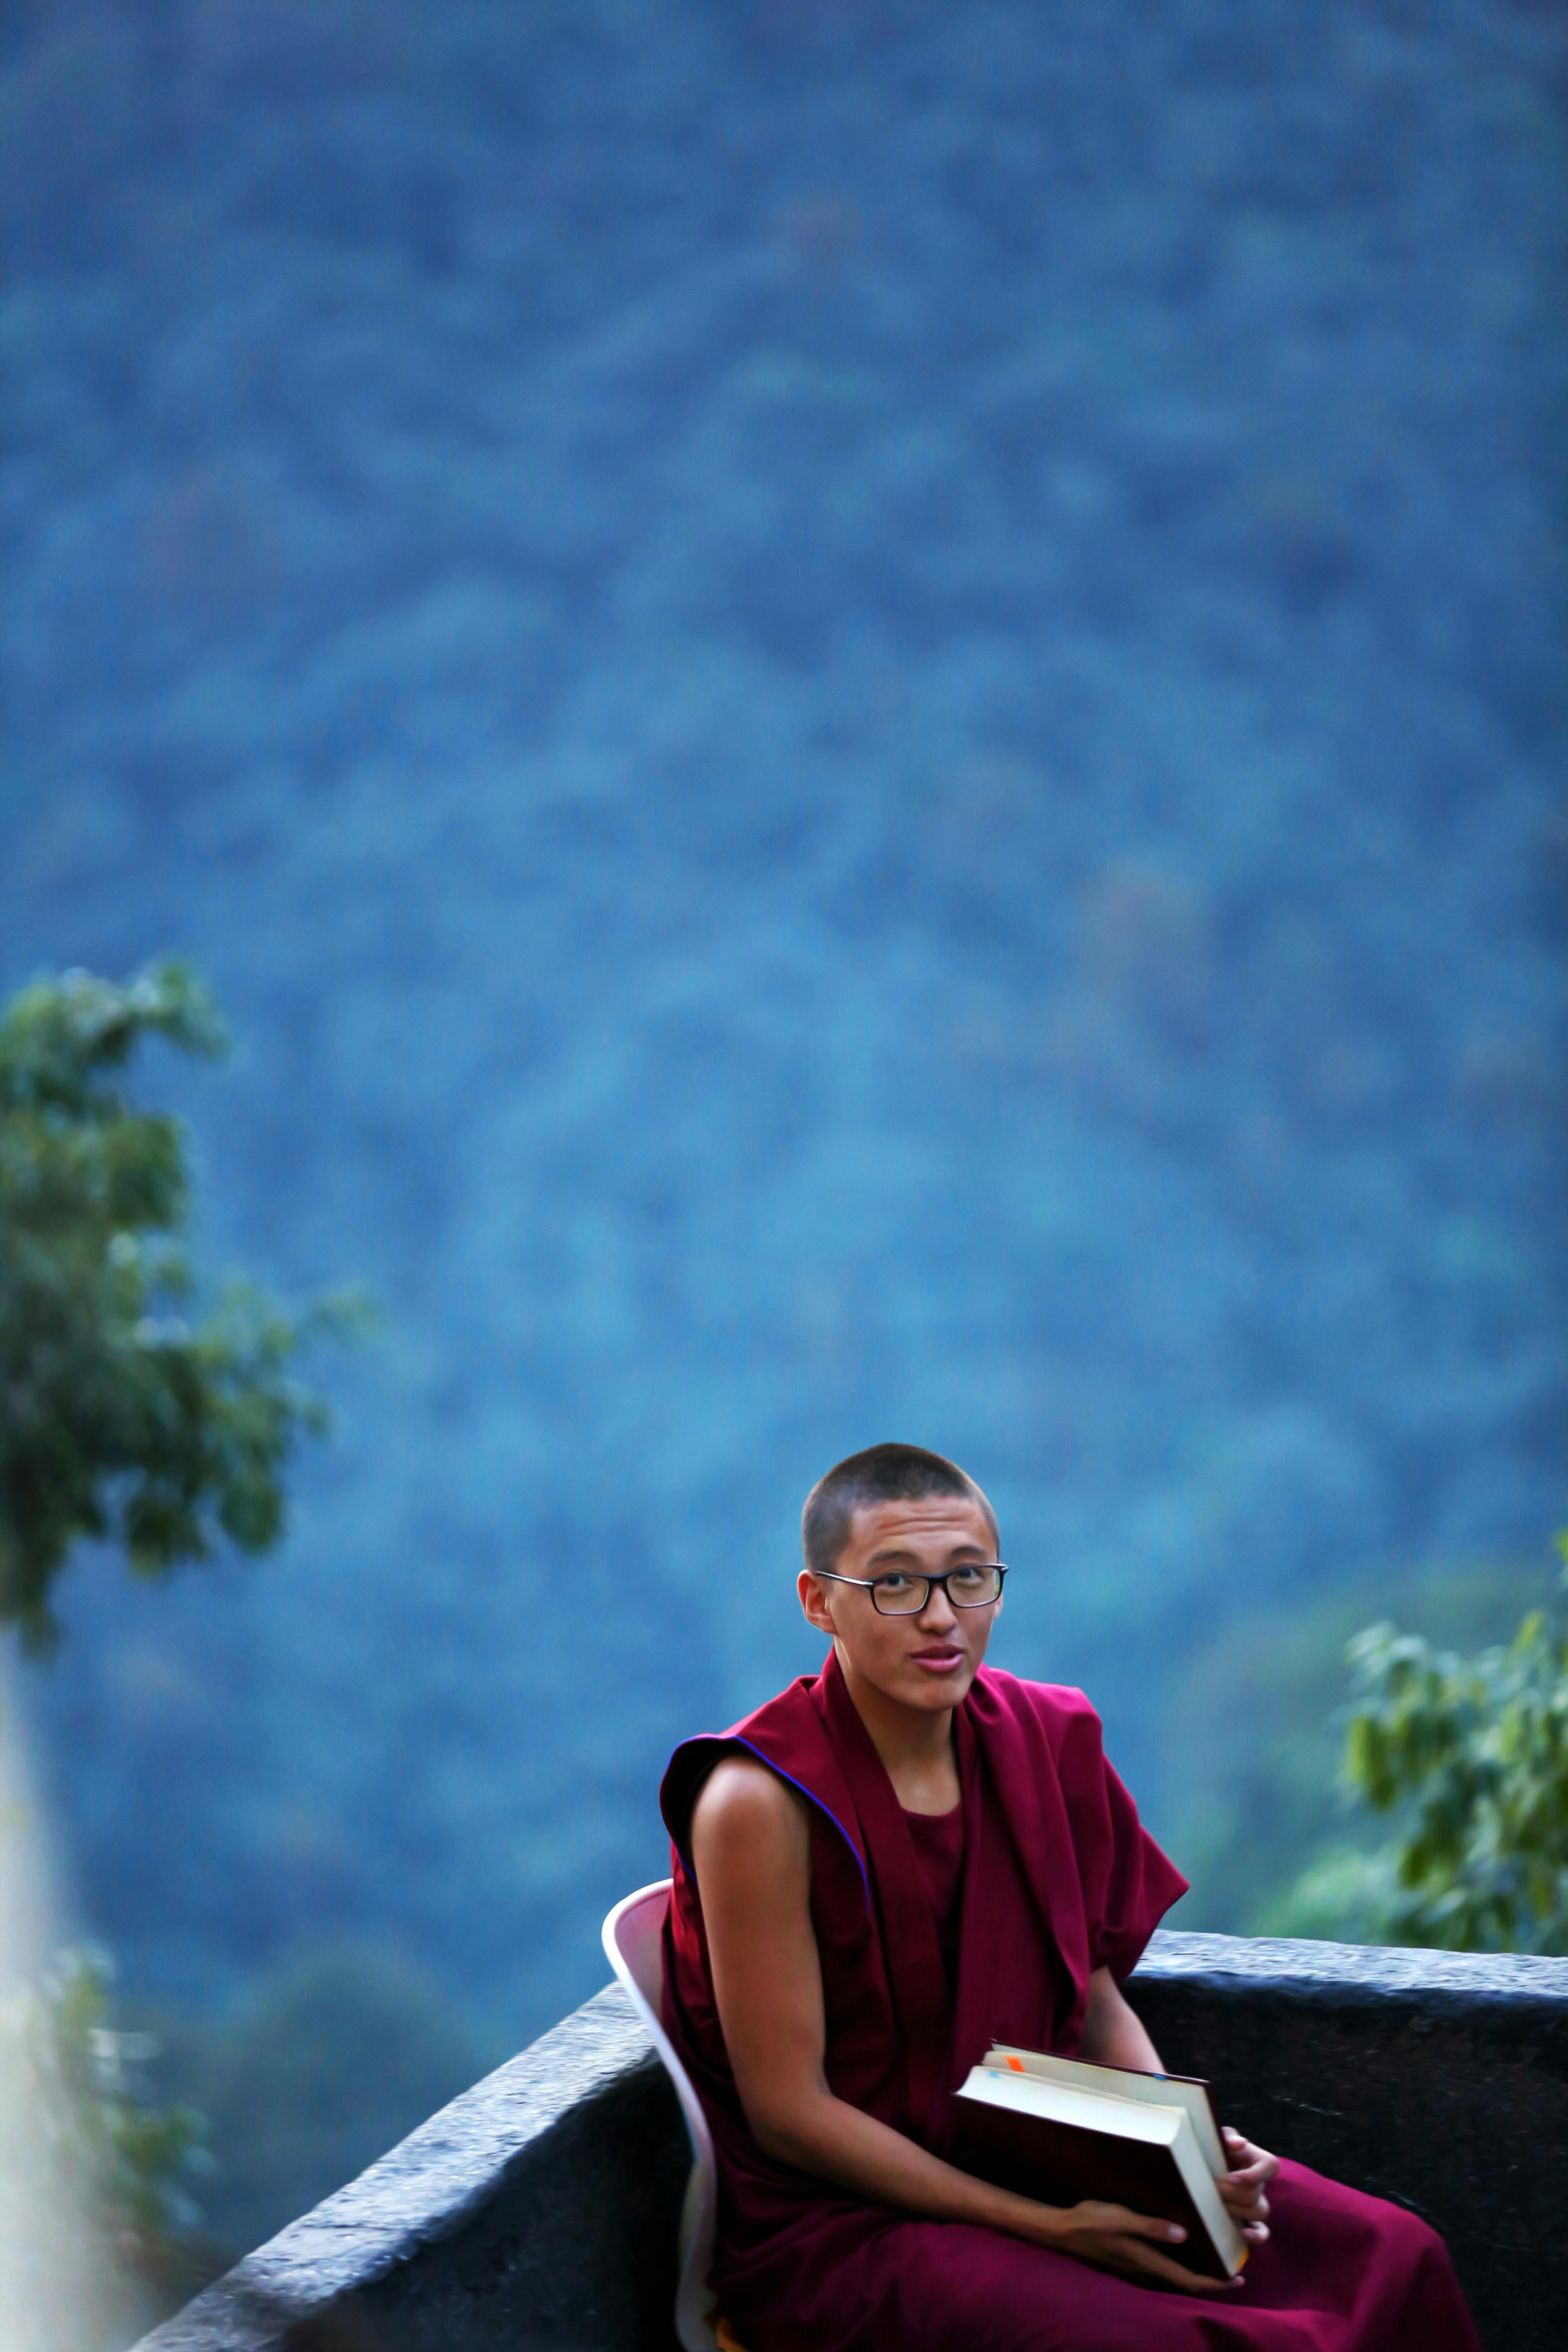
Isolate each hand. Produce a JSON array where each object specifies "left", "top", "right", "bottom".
[
  {"left": 1217, "top": 2127, "right": 1279, "bottom": 2245},
  {"left": 1034, "top": 2198, "right": 1243, "bottom": 2294}
]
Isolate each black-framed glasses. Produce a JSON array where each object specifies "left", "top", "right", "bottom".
[{"left": 815, "top": 1564, "right": 1007, "bottom": 1617}]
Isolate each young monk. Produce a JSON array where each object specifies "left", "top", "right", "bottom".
[{"left": 659, "top": 1443, "right": 1483, "bottom": 2352}]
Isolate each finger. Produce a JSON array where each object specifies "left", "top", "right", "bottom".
[
  {"left": 1225, "top": 2162, "right": 1273, "bottom": 2189},
  {"left": 1098, "top": 2232, "right": 1243, "bottom": 2292},
  {"left": 1122, "top": 2246, "right": 1244, "bottom": 2295},
  {"left": 1243, "top": 2223, "right": 1270, "bottom": 2245},
  {"left": 1094, "top": 2204, "right": 1189, "bottom": 2245}
]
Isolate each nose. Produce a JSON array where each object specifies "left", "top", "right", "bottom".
[{"left": 916, "top": 1578, "right": 960, "bottom": 1632}]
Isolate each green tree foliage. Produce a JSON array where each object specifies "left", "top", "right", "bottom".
[
  {"left": 0, "top": 961, "right": 361, "bottom": 1647},
  {"left": 1160, "top": 1563, "right": 1543, "bottom": 1939},
  {"left": 1314, "top": 1537, "right": 1568, "bottom": 1955},
  {"left": 0, "top": 961, "right": 365, "bottom": 2338}
]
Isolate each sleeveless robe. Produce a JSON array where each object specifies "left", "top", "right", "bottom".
[{"left": 659, "top": 1650, "right": 1482, "bottom": 2352}]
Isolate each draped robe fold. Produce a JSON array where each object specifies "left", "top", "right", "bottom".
[{"left": 659, "top": 1652, "right": 1482, "bottom": 2352}]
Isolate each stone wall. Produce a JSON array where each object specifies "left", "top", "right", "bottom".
[
  {"left": 1127, "top": 1933, "right": 1568, "bottom": 2352},
  {"left": 135, "top": 1931, "right": 1568, "bottom": 2352}
]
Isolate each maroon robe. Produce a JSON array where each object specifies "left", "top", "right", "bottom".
[{"left": 660, "top": 1651, "right": 1482, "bottom": 2352}]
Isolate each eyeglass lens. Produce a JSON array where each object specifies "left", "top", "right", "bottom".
[{"left": 871, "top": 1566, "right": 1004, "bottom": 1616}]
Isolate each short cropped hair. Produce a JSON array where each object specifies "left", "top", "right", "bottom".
[{"left": 801, "top": 1443, "right": 998, "bottom": 1579}]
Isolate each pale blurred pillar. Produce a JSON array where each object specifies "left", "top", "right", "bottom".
[{"left": 0, "top": 1672, "right": 104, "bottom": 2352}]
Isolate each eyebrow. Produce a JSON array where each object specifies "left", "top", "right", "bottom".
[{"left": 864, "top": 1540, "right": 992, "bottom": 1569}]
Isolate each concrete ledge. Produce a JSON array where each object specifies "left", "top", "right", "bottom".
[
  {"left": 1126, "top": 1930, "right": 1568, "bottom": 2352},
  {"left": 1135, "top": 1926, "right": 1568, "bottom": 2005},
  {"left": 136, "top": 1933, "right": 1568, "bottom": 2352},
  {"left": 135, "top": 1986, "right": 686, "bottom": 2352}
]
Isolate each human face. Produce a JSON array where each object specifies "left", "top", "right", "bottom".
[{"left": 797, "top": 1494, "right": 1002, "bottom": 1717}]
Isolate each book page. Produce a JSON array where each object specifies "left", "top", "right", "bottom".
[
  {"left": 1164, "top": 2112, "right": 1248, "bottom": 2276},
  {"left": 984, "top": 2045, "right": 1227, "bottom": 2176},
  {"left": 964, "top": 2065, "right": 1183, "bottom": 2143}
]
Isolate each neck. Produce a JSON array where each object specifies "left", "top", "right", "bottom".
[{"left": 833, "top": 1639, "right": 958, "bottom": 1783}]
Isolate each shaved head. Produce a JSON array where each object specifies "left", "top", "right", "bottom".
[{"left": 802, "top": 1443, "right": 998, "bottom": 1579}]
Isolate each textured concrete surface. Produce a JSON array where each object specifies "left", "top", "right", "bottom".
[
  {"left": 134, "top": 1985, "right": 685, "bottom": 2352},
  {"left": 1128, "top": 1930, "right": 1568, "bottom": 2352},
  {"left": 134, "top": 1934, "right": 1568, "bottom": 2351}
]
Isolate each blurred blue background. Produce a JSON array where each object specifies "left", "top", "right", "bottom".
[{"left": 2, "top": 0, "right": 1565, "bottom": 2264}]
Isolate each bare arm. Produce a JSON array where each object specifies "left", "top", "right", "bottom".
[
  {"left": 1080, "top": 1966, "right": 1167, "bottom": 2072},
  {"left": 1080, "top": 1966, "right": 1276, "bottom": 2245},
  {"left": 689, "top": 1759, "right": 1225, "bottom": 2292}
]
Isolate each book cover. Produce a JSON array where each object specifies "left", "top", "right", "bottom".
[{"left": 954, "top": 2065, "right": 1246, "bottom": 2282}]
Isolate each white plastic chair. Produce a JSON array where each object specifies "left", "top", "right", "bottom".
[{"left": 603, "top": 1879, "right": 734, "bottom": 2352}]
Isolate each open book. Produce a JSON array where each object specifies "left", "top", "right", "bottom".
[{"left": 954, "top": 2045, "right": 1247, "bottom": 2282}]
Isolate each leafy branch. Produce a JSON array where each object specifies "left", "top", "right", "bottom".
[
  {"left": 0, "top": 960, "right": 368, "bottom": 1648},
  {"left": 1336, "top": 1533, "right": 1568, "bottom": 1953}
]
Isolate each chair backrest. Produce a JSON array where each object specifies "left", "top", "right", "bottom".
[
  {"left": 609, "top": 1878, "right": 667, "bottom": 2012},
  {"left": 603, "top": 1881, "right": 721, "bottom": 2352}
]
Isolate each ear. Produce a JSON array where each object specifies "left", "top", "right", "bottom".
[{"left": 797, "top": 1568, "right": 837, "bottom": 1637}]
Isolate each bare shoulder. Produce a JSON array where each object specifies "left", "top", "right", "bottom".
[
  {"left": 690, "top": 1755, "right": 809, "bottom": 1867},
  {"left": 690, "top": 1760, "right": 822, "bottom": 2054}
]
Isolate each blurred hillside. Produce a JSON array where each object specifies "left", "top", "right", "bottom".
[{"left": 1, "top": 0, "right": 1565, "bottom": 2253}]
